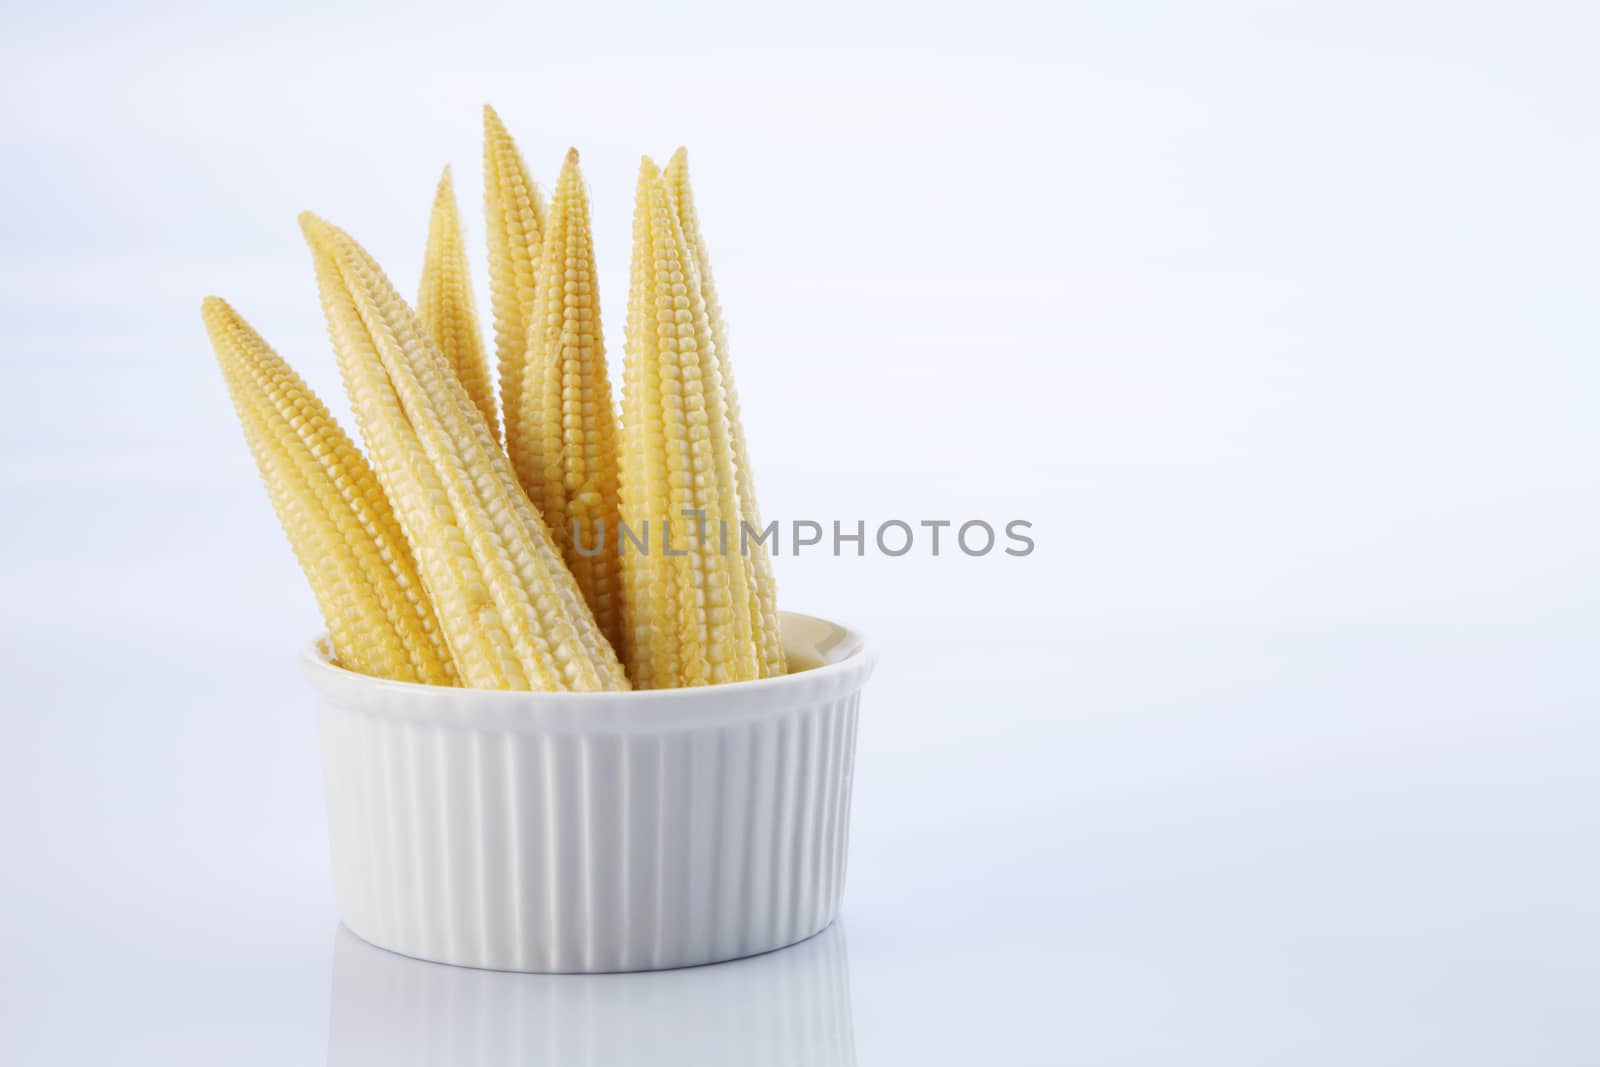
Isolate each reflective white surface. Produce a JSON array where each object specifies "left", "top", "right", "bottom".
[
  {"left": 328, "top": 922, "right": 856, "bottom": 1066},
  {"left": 4, "top": 623, "right": 1596, "bottom": 1063},
  {"left": 3, "top": 0, "right": 1599, "bottom": 1063}
]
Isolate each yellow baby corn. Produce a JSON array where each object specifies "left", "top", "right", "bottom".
[
  {"left": 301, "top": 213, "right": 628, "bottom": 692},
  {"left": 618, "top": 159, "right": 659, "bottom": 683},
  {"left": 663, "top": 149, "right": 786, "bottom": 679},
  {"left": 482, "top": 105, "right": 547, "bottom": 477},
  {"left": 417, "top": 166, "right": 498, "bottom": 440},
  {"left": 202, "top": 297, "right": 457, "bottom": 686},
  {"left": 618, "top": 161, "right": 761, "bottom": 688},
  {"left": 516, "top": 148, "right": 625, "bottom": 653}
]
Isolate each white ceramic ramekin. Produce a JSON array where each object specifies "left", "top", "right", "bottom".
[{"left": 302, "top": 611, "right": 875, "bottom": 974}]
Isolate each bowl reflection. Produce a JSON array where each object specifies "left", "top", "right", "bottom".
[{"left": 327, "top": 919, "right": 857, "bottom": 1066}]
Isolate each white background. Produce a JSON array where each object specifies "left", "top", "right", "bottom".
[{"left": 2, "top": 2, "right": 1597, "bottom": 1063}]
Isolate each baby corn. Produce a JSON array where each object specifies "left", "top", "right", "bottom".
[
  {"left": 516, "top": 149, "right": 625, "bottom": 653},
  {"left": 208, "top": 120, "right": 789, "bottom": 691},
  {"left": 618, "top": 160, "right": 760, "bottom": 688},
  {"left": 301, "top": 213, "right": 628, "bottom": 691},
  {"left": 482, "top": 106, "right": 547, "bottom": 479},
  {"left": 417, "top": 166, "right": 498, "bottom": 439},
  {"left": 662, "top": 149, "right": 786, "bottom": 679},
  {"left": 202, "top": 297, "right": 458, "bottom": 686}
]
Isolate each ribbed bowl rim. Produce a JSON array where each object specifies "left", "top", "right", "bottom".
[{"left": 300, "top": 609, "right": 876, "bottom": 733}]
